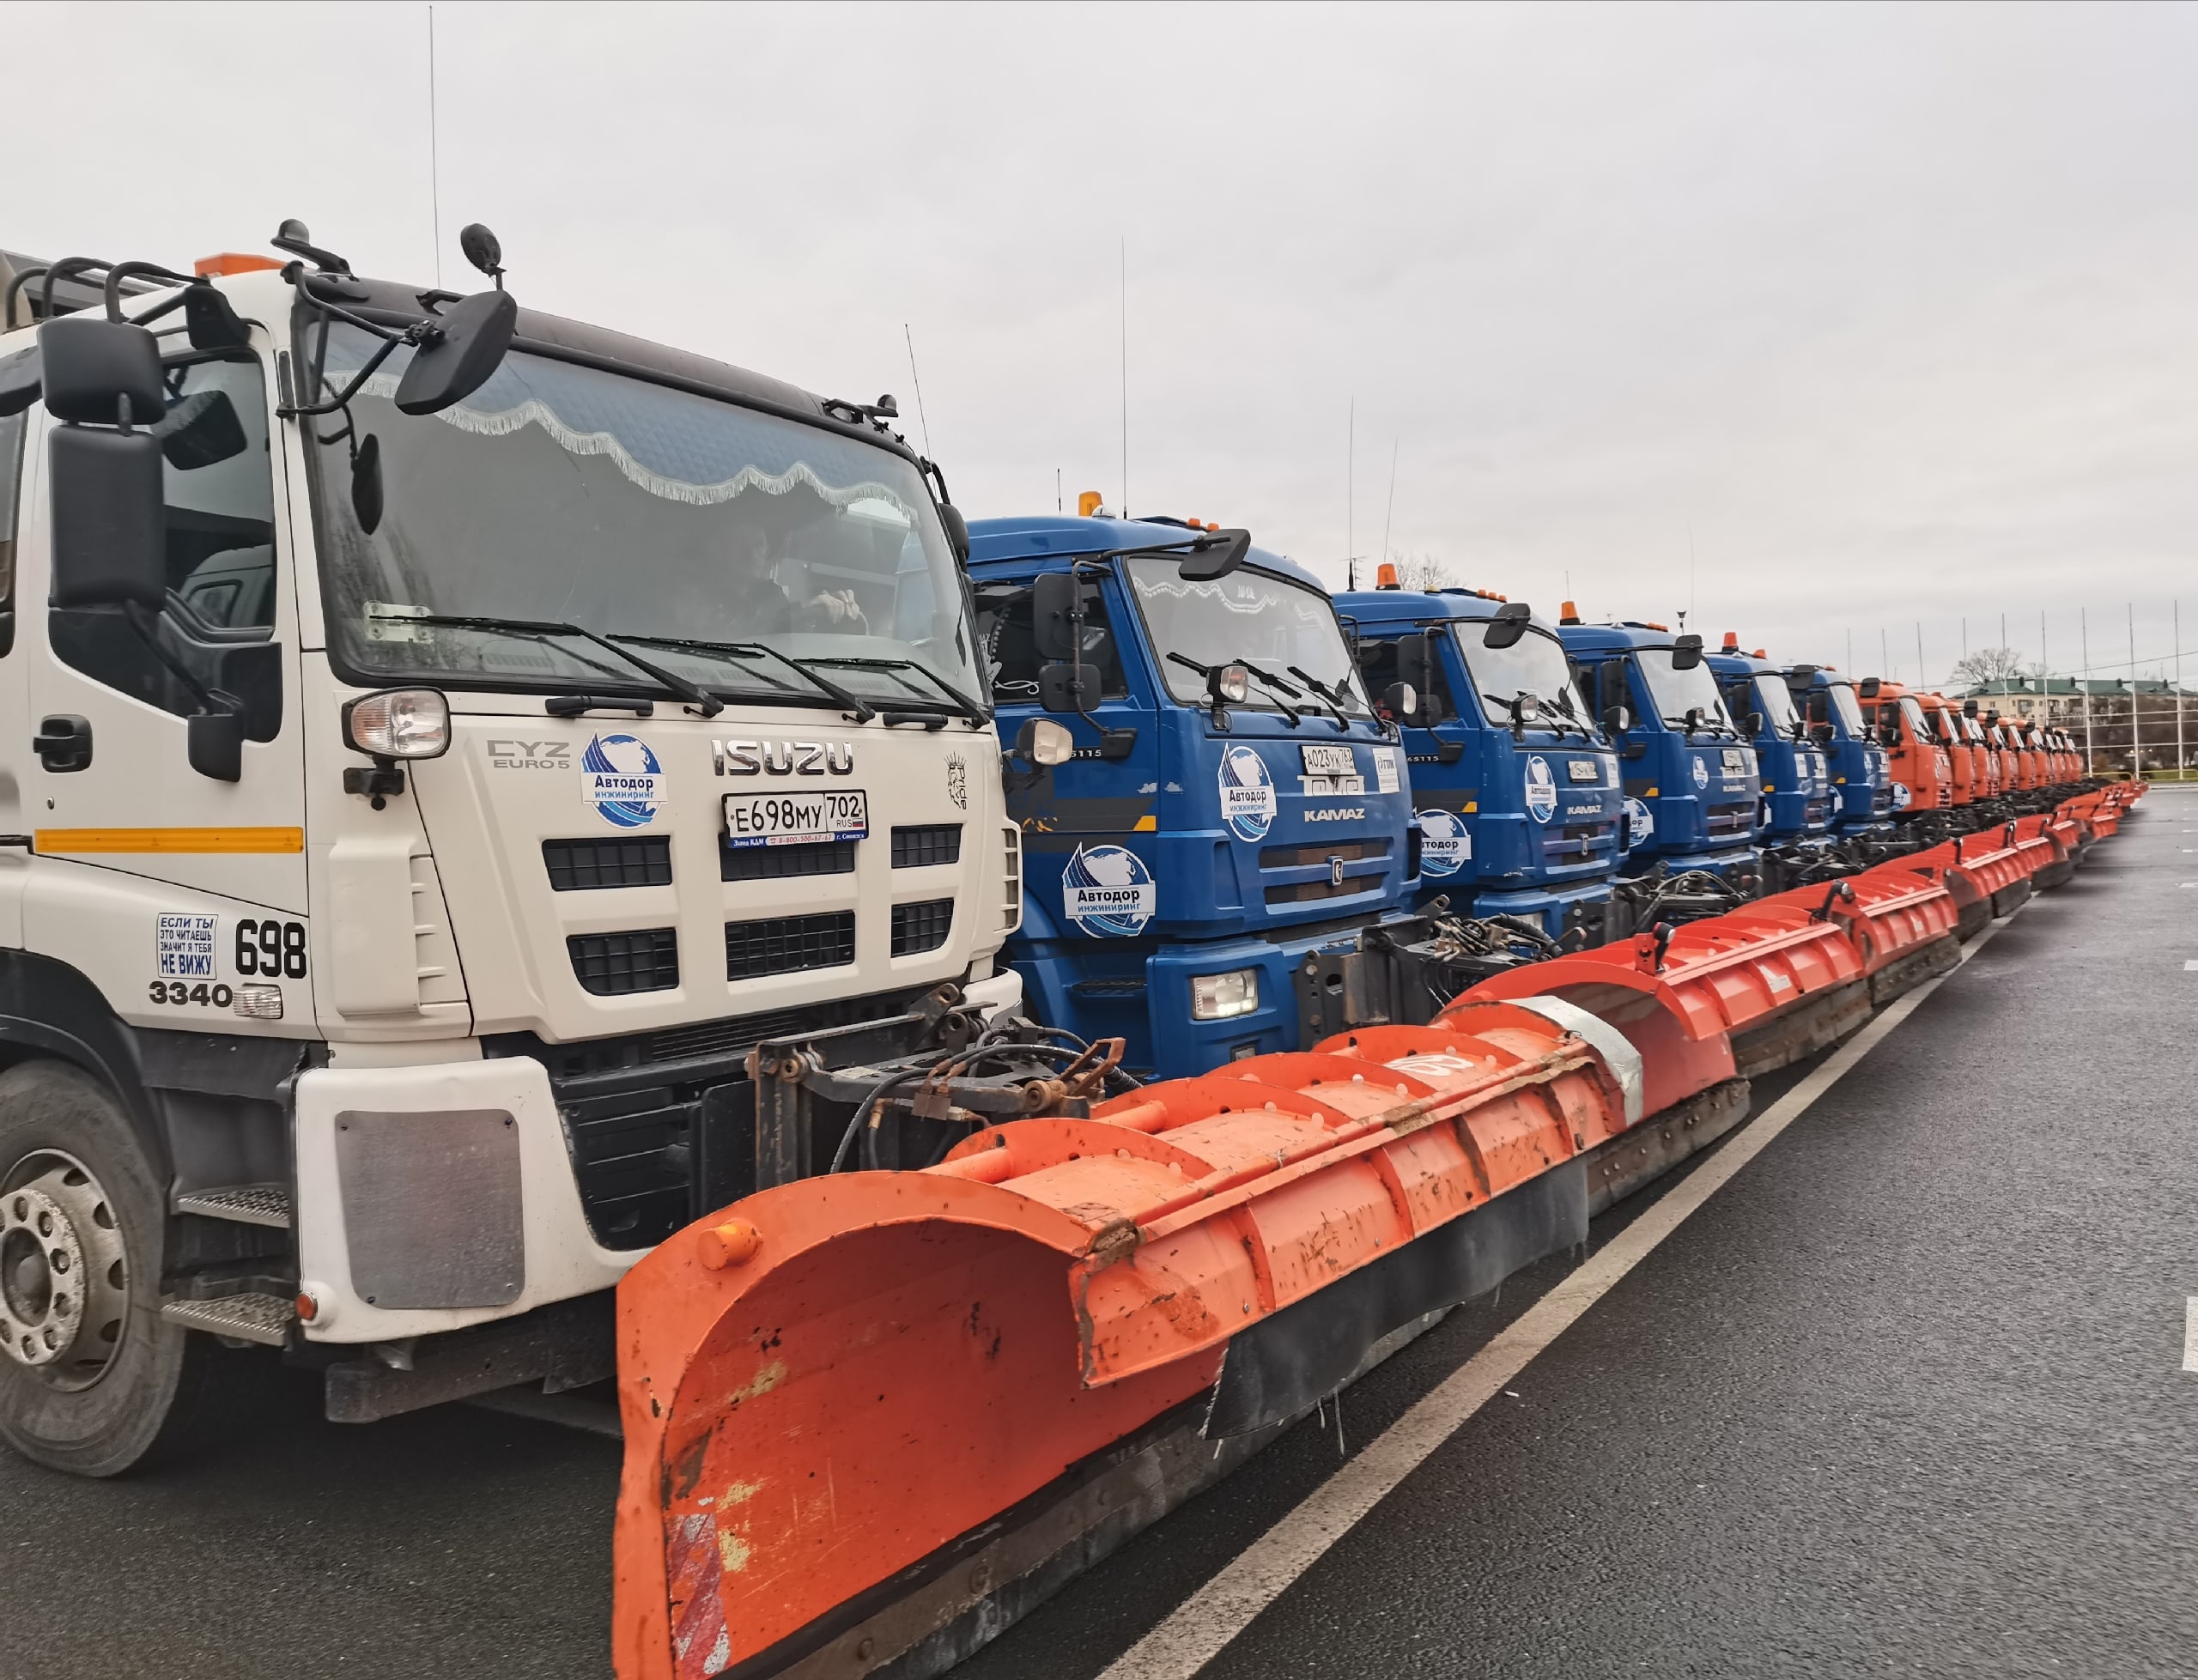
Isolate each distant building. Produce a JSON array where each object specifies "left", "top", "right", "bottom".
[{"left": 1957, "top": 676, "right": 2195, "bottom": 774}]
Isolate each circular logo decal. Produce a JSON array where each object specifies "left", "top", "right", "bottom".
[
  {"left": 1061, "top": 844, "right": 1157, "bottom": 937},
  {"left": 1891, "top": 780, "right": 1913, "bottom": 810},
  {"left": 1416, "top": 810, "right": 1470, "bottom": 876},
  {"left": 1624, "top": 796, "right": 1655, "bottom": 846},
  {"left": 1523, "top": 755, "right": 1558, "bottom": 823},
  {"left": 580, "top": 733, "right": 665, "bottom": 828},
  {"left": 1217, "top": 745, "right": 1277, "bottom": 841},
  {"left": 1691, "top": 755, "right": 1709, "bottom": 790}
]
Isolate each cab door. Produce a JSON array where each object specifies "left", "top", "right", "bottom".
[
  {"left": 20, "top": 339, "right": 308, "bottom": 1022},
  {"left": 0, "top": 401, "right": 33, "bottom": 946}
]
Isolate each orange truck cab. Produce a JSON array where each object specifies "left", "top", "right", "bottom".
[
  {"left": 1916, "top": 694, "right": 1977, "bottom": 809},
  {"left": 1859, "top": 679, "right": 1954, "bottom": 823}
]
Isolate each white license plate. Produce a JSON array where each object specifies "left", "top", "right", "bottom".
[
  {"left": 1567, "top": 759, "right": 1600, "bottom": 783},
  {"left": 1300, "top": 743, "right": 1357, "bottom": 777},
  {"left": 724, "top": 789, "right": 869, "bottom": 848}
]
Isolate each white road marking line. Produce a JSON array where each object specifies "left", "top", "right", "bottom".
[
  {"left": 1097, "top": 913, "right": 2019, "bottom": 1680},
  {"left": 2187, "top": 961, "right": 2198, "bottom": 973},
  {"left": 2186, "top": 1300, "right": 2198, "bottom": 1374}
]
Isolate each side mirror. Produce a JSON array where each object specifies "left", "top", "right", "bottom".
[
  {"left": 1393, "top": 630, "right": 1439, "bottom": 725},
  {"left": 392, "top": 289, "right": 518, "bottom": 416},
  {"left": 1384, "top": 682, "right": 1418, "bottom": 722},
  {"left": 1671, "top": 634, "right": 1704, "bottom": 671},
  {"left": 1030, "top": 571, "right": 1078, "bottom": 662},
  {"left": 1745, "top": 710, "right": 1764, "bottom": 737},
  {"left": 1811, "top": 720, "right": 1835, "bottom": 747},
  {"left": 41, "top": 315, "right": 165, "bottom": 428},
  {"left": 1012, "top": 717, "right": 1073, "bottom": 767},
  {"left": 351, "top": 434, "right": 385, "bottom": 534},
  {"left": 1483, "top": 602, "right": 1531, "bottom": 650},
  {"left": 937, "top": 503, "right": 970, "bottom": 564},
  {"left": 1177, "top": 527, "right": 1250, "bottom": 583},
  {"left": 1041, "top": 661, "right": 1101, "bottom": 714},
  {"left": 1601, "top": 704, "right": 1630, "bottom": 735},
  {"left": 188, "top": 710, "right": 244, "bottom": 782},
  {"left": 48, "top": 425, "right": 167, "bottom": 610},
  {"left": 1859, "top": 676, "right": 1882, "bottom": 699},
  {"left": 153, "top": 388, "right": 247, "bottom": 470},
  {"left": 1962, "top": 698, "right": 1978, "bottom": 717}
]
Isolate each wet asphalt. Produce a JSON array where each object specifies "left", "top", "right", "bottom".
[{"left": 3, "top": 790, "right": 2188, "bottom": 1680}]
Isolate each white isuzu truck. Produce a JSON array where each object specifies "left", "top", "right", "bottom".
[{"left": 0, "top": 227, "right": 1071, "bottom": 1475}]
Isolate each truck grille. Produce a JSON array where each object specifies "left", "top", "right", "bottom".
[
  {"left": 544, "top": 837, "right": 671, "bottom": 891},
  {"left": 721, "top": 838, "right": 855, "bottom": 880},
  {"left": 891, "top": 824, "right": 962, "bottom": 868},
  {"left": 726, "top": 912, "right": 855, "bottom": 979},
  {"left": 1266, "top": 872, "right": 1383, "bottom": 907},
  {"left": 1260, "top": 839, "right": 1391, "bottom": 869},
  {"left": 890, "top": 898, "right": 954, "bottom": 955},
  {"left": 1705, "top": 810, "right": 1752, "bottom": 836},
  {"left": 568, "top": 929, "right": 679, "bottom": 995}
]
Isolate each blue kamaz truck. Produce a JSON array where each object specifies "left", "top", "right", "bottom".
[
  {"left": 1707, "top": 635, "right": 1839, "bottom": 889},
  {"left": 968, "top": 514, "right": 1428, "bottom": 1080},
  {"left": 1791, "top": 667, "right": 1897, "bottom": 839},
  {"left": 1555, "top": 616, "right": 1764, "bottom": 921},
  {"left": 1336, "top": 585, "right": 1623, "bottom": 940}
]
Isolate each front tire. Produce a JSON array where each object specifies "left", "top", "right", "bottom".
[{"left": 0, "top": 1058, "right": 240, "bottom": 1476}]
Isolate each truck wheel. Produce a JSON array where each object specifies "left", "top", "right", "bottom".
[{"left": 0, "top": 1059, "right": 238, "bottom": 1477}]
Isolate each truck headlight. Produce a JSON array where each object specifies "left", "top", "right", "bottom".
[
  {"left": 1210, "top": 664, "right": 1251, "bottom": 706},
  {"left": 343, "top": 688, "right": 451, "bottom": 759},
  {"left": 1191, "top": 967, "right": 1260, "bottom": 1020}
]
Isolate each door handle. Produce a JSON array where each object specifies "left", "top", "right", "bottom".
[{"left": 34, "top": 715, "right": 93, "bottom": 773}]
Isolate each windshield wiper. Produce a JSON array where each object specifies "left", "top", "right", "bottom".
[
  {"left": 610, "top": 634, "right": 876, "bottom": 724},
  {"left": 1284, "top": 666, "right": 1355, "bottom": 732},
  {"left": 397, "top": 614, "right": 724, "bottom": 717},
  {"left": 810, "top": 655, "right": 987, "bottom": 728}
]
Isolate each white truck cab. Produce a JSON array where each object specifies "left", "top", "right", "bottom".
[{"left": 0, "top": 234, "right": 1029, "bottom": 1472}]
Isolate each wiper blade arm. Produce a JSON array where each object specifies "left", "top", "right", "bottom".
[
  {"left": 612, "top": 634, "right": 876, "bottom": 724},
  {"left": 1285, "top": 665, "right": 1353, "bottom": 732},
  {"left": 813, "top": 655, "right": 987, "bottom": 728},
  {"left": 1236, "top": 660, "right": 1303, "bottom": 727},
  {"left": 399, "top": 614, "right": 724, "bottom": 716}
]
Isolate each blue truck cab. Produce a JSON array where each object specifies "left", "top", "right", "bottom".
[
  {"left": 967, "top": 514, "right": 1415, "bottom": 1080},
  {"left": 1556, "top": 618, "right": 1762, "bottom": 888},
  {"left": 1707, "top": 638, "right": 1837, "bottom": 882},
  {"left": 1336, "top": 585, "right": 1622, "bottom": 939},
  {"left": 1790, "top": 668, "right": 1895, "bottom": 835}
]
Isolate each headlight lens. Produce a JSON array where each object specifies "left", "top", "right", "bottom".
[
  {"left": 343, "top": 688, "right": 451, "bottom": 759},
  {"left": 1190, "top": 967, "right": 1260, "bottom": 1021},
  {"left": 1212, "top": 664, "right": 1251, "bottom": 705}
]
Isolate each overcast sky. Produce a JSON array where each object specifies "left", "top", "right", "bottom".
[{"left": 7, "top": 2, "right": 2194, "bottom": 686}]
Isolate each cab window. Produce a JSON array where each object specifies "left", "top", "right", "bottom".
[{"left": 972, "top": 577, "right": 1129, "bottom": 702}]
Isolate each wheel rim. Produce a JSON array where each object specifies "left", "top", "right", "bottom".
[{"left": 0, "top": 1151, "right": 130, "bottom": 1392}]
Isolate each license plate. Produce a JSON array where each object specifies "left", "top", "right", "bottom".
[
  {"left": 724, "top": 789, "right": 868, "bottom": 848},
  {"left": 1300, "top": 743, "right": 1357, "bottom": 777},
  {"left": 1566, "top": 759, "right": 1600, "bottom": 783},
  {"left": 1721, "top": 749, "right": 1746, "bottom": 772}
]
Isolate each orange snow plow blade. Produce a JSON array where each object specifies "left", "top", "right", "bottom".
[
  {"left": 1462, "top": 897, "right": 1866, "bottom": 1082},
  {"left": 612, "top": 1004, "right": 1648, "bottom": 1680},
  {"left": 1897, "top": 830, "right": 2031, "bottom": 931}
]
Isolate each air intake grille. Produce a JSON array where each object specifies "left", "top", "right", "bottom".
[
  {"left": 726, "top": 912, "right": 855, "bottom": 979},
  {"left": 544, "top": 837, "right": 671, "bottom": 891},
  {"left": 890, "top": 898, "right": 954, "bottom": 956},
  {"left": 891, "top": 824, "right": 962, "bottom": 868},
  {"left": 721, "top": 839, "right": 855, "bottom": 881},
  {"left": 569, "top": 929, "right": 679, "bottom": 995}
]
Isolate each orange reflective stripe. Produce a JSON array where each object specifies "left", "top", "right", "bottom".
[{"left": 34, "top": 828, "right": 304, "bottom": 855}]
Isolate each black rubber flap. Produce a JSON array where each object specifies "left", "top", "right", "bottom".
[{"left": 1205, "top": 1157, "right": 1588, "bottom": 1439}]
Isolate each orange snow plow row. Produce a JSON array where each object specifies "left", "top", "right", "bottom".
[{"left": 610, "top": 791, "right": 2143, "bottom": 1680}]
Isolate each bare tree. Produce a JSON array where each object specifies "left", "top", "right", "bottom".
[
  {"left": 1392, "top": 552, "right": 1457, "bottom": 592},
  {"left": 1949, "top": 646, "right": 2038, "bottom": 689}
]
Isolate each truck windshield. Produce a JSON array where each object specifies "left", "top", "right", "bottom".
[
  {"left": 1635, "top": 650, "right": 1734, "bottom": 733},
  {"left": 303, "top": 326, "right": 977, "bottom": 709},
  {"left": 1751, "top": 674, "right": 1800, "bottom": 737},
  {"left": 1825, "top": 682, "right": 1864, "bottom": 735},
  {"left": 1898, "top": 696, "right": 1928, "bottom": 740},
  {"left": 1456, "top": 626, "right": 1586, "bottom": 730},
  {"left": 1126, "top": 558, "right": 1366, "bottom": 713}
]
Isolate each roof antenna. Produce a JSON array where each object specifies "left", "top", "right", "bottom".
[
  {"left": 427, "top": 3, "right": 443, "bottom": 290},
  {"left": 1380, "top": 436, "right": 1398, "bottom": 579},
  {"left": 1119, "top": 235, "right": 1129, "bottom": 519},
  {"left": 902, "top": 324, "right": 934, "bottom": 460},
  {"left": 1345, "top": 397, "right": 1356, "bottom": 591}
]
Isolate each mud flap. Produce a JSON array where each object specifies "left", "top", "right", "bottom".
[{"left": 1204, "top": 1156, "right": 1588, "bottom": 1438}]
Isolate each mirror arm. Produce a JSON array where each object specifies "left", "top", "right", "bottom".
[
  {"left": 100, "top": 261, "right": 196, "bottom": 322},
  {"left": 276, "top": 331, "right": 410, "bottom": 419}
]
